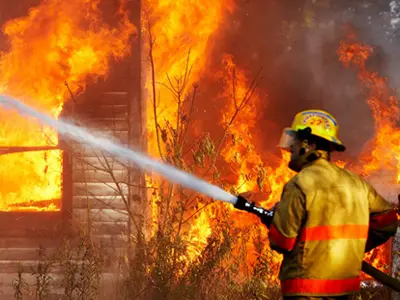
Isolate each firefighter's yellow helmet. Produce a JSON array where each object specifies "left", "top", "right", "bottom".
[{"left": 279, "top": 109, "right": 345, "bottom": 152}]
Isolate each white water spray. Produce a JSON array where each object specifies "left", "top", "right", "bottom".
[{"left": 0, "top": 95, "right": 238, "bottom": 205}]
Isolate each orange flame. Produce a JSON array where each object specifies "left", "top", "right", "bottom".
[
  {"left": 215, "top": 54, "right": 294, "bottom": 280},
  {"left": 142, "top": 4, "right": 395, "bottom": 283},
  {"left": 0, "top": 0, "right": 135, "bottom": 211},
  {"left": 142, "top": 0, "right": 236, "bottom": 156},
  {"left": 219, "top": 54, "right": 267, "bottom": 194},
  {"left": 143, "top": 0, "right": 236, "bottom": 255},
  {"left": 338, "top": 35, "right": 400, "bottom": 181},
  {"left": 338, "top": 31, "right": 397, "bottom": 277},
  {"left": 334, "top": 160, "right": 347, "bottom": 168}
]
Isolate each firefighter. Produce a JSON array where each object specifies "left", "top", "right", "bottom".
[{"left": 235, "top": 109, "right": 398, "bottom": 299}]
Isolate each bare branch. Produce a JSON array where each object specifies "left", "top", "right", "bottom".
[
  {"left": 146, "top": 15, "right": 165, "bottom": 162},
  {"left": 65, "top": 81, "right": 77, "bottom": 105},
  {"left": 180, "top": 68, "right": 264, "bottom": 206},
  {"left": 166, "top": 73, "right": 179, "bottom": 95},
  {"left": 155, "top": 81, "right": 176, "bottom": 95}
]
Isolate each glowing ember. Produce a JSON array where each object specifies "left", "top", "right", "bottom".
[
  {"left": 0, "top": 0, "right": 135, "bottom": 211},
  {"left": 334, "top": 160, "right": 347, "bottom": 168}
]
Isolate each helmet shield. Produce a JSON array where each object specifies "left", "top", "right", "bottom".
[{"left": 278, "top": 128, "right": 298, "bottom": 149}]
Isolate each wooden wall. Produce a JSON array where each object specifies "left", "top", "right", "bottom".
[
  {"left": 71, "top": 91, "right": 131, "bottom": 245},
  {"left": 0, "top": 88, "right": 144, "bottom": 300},
  {"left": 0, "top": 1, "right": 143, "bottom": 297}
]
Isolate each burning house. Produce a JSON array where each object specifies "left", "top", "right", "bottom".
[
  {"left": 0, "top": 0, "right": 399, "bottom": 299},
  {"left": 0, "top": 0, "right": 143, "bottom": 298}
]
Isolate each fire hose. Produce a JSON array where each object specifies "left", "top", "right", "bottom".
[{"left": 234, "top": 195, "right": 400, "bottom": 292}]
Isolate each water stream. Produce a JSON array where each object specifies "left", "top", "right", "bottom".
[{"left": 0, "top": 95, "right": 238, "bottom": 204}]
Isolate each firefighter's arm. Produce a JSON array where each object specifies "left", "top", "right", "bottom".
[
  {"left": 365, "top": 187, "right": 398, "bottom": 252},
  {"left": 268, "top": 182, "right": 306, "bottom": 254}
]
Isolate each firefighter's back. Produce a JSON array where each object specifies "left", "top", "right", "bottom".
[{"left": 280, "top": 158, "right": 370, "bottom": 293}]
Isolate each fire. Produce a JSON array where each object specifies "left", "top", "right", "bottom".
[
  {"left": 186, "top": 207, "right": 213, "bottom": 260},
  {"left": 179, "top": 54, "right": 293, "bottom": 269},
  {"left": 0, "top": 0, "right": 135, "bottom": 211},
  {"left": 142, "top": 0, "right": 236, "bottom": 156},
  {"left": 338, "top": 31, "right": 398, "bottom": 277},
  {"left": 142, "top": 0, "right": 236, "bottom": 252},
  {"left": 180, "top": 30, "right": 396, "bottom": 280},
  {"left": 213, "top": 54, "right": 292, "bottom": 279},
  {"left": 219, "top": 54, "right": 267, "bottom": 194},
  {"left": 335, "top": 160, "right": 347, "bottom": 168},
  {"left": 338, "top": 34, "right": 400, "bottom": 180},
  {"left": 141, "top": 1, "right": 396, "bottom": 285},
  {"left": 2, "top": 0, "right": 395, "bottom": 289},
  {"left": 139, "top": 0, "right": 400, "bottom": 284},
  {"left": 263, "top": 152, "right": 294, "bottom": 206},
  {"left": 218, "top": 54, "right": 294, "bottom": 205}
]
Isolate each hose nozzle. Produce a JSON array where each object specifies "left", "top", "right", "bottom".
[{"left": 234, "top": 195, "right": 275, "bottom": 228}]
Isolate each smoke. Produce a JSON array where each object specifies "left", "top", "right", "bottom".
[
  {"left": 203, "top": 0, "right": 400, "bottom": 159},
  {"left": 187, "top": 0, "right": 400, "bottom": 200},
  {"left": 368, "top": 172, "right": 400, "bottom": 204},
  {"left": 297, "top": 0, "right": 400, "bottom": 198}
]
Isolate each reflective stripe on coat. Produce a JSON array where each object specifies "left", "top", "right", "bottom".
[{"left": 268, "top": 158, "right": 397, "bottom": 297}]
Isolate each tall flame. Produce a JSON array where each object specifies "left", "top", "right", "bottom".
[
  {"left": 142, "top": 0, "right": 236, "bottom": 252},
  {"left": 338, "top": 31, "right": 396, "bottom": 277},
  {"left": 142, "top": 0, "right": 236, "bottom": 156},
  {"left": 219, "top": 54, "right": 267, "bottom": 194},
  {"left": 215, "top": 54, "right": 294, "bottom": 280},
  {"left": 338, "top": 33, "right": 400, "bottom": 181},
  {"left": 0, "top": 0, "right": 135, "bottom": 211}
]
